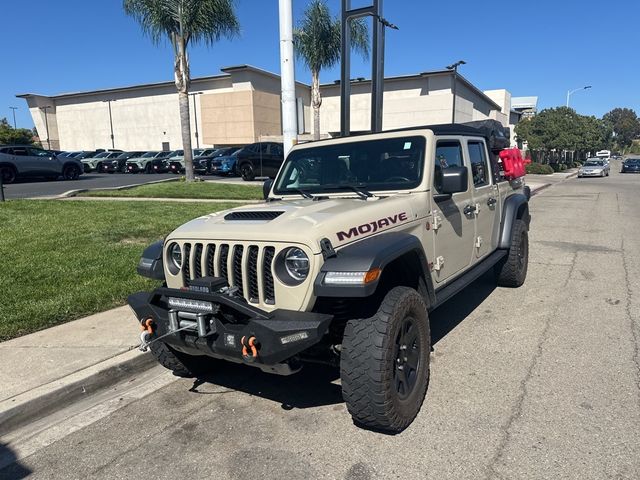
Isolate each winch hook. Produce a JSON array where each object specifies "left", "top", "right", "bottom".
[{"left": 139, "top": 318, "right": 155, "bottom": 352}]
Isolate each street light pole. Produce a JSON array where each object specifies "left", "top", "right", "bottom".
[
  {"left": 188, "top": 92, "right": 202, "bottom": 149},
  {"left": 279, "top": 0, "right": 297, "bottom": 157},
  {"left": 103, "top": 100, "right": 115, "bottom": 148},
  {"left": 9, "top": 107, "right": 18, "bottom": 128},
  {"left": 40, "top": 106, "right": 52, "bottom": 150},
  {"left": 566, "top": 85, "right": 592, "bottom": 108},
  {"left": 447, "top": 60, "right": 466, "bottom": 124}
]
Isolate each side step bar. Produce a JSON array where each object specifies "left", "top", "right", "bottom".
[{"left": 431, "top": 250, "right": 507, "bottom": 311}]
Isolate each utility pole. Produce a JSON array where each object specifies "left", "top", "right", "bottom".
[
  {"left": 9, "top": 107, "right": 18, "bottom": 128},
  {"left": 40, "top": 106, "right": 52, "bottom": 150},
  {"left": 188, "top": 92, "right": 203, "bottom": 149},
  {"left": 279, "top": 0, "right": 297, "bottom": 157},
  {"left": 103, "top": 100, "right": 115, "bottom": 148},
  {"left": 447, "top": 60, "right": 466, "bottom": 124}
]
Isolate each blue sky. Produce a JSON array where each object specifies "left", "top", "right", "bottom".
[{"left": 2, "top": 0, "right": 638, "bottom": 129}]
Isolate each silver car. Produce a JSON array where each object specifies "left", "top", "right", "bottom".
[
  {"left": 0, "top": 145, "right": 83, "bottom": 183},
  {"left": 578, "top": 159, "right": 610, "bottom": 178}
]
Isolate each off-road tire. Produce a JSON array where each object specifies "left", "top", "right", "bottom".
[
  {"left": 341, "top": 286, "right": 431, "bottom": 433},
  {"left": 148, "top": 341, "right": 211, "bottom": 378},
  {"left": 240, "top": 163, "right": 255, "bottom": 181},
  {"left": 1, "top": 166, "right": 17, "bottom": 184},
  {"left": 495, "top": 219, "right": 528, "bottom": 287},
  {"left": 63, "top": 164, "right": 81, "bottom": 180}
]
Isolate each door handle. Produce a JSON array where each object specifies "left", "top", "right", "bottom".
[
  {"left": 487, "top": 197, "right": 497, "bottom": 207},
  {"left": 463, "top": 204, "right": 475, "bottom": 215}
]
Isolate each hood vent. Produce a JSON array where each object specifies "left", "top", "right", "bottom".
[{"left": 224, "top": 211, "right": 284, "bottom": 221}]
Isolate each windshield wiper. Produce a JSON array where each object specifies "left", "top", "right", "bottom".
[
  {"left": 290, "top": 188, "right": 314, "bottom": 199},
  {"left": 318, "top": 183, "right": 375, "bottom": 200}
]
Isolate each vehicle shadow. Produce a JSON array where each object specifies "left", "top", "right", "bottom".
[
  {"left": 187, "top": 271, "right": 497, "bottom": 414},
  {"left": 189, "top": 362, "right": 343, "bottom": 410},
  {"left": 430, "top": 270, "right": 497, "bottom": 345},
  {"left": 0, "top": 442, "right": 32, "bottom": 479}
]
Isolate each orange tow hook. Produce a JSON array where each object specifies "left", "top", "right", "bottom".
[
  {"left": 240, "top": 336, "right": 259, "bottom": 363},
  {"left": 139, "top": 318, "right": 155, "bottom": 352}
]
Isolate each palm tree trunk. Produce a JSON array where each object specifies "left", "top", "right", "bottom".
[
  {"left": 311, "top": 69, "right": 321, "bottom": 141},
  {"left": 174, "top": 29, "right": 194, "bottom": 181}
]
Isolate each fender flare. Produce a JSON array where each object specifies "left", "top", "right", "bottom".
[
  {"left": 313, "top": 232, "right": 435, "bottom": 305},
  {"left": 498, "top": 193, "right": 530, "bottom": 249}
]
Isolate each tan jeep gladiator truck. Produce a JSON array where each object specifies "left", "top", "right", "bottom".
[{"left": 129, "top": 120, "right": 531, "bottom": 433}]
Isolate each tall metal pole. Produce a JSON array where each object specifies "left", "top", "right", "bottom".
[
  {"left": 107, "top": 100, "right": 115, "bottom": 148},
  {"left": 279, "top": 0, "right": 297, "bottom": 157},
  {"left": 566, "top": 85, "right": 592, "bottom": 108},
  {"left": 341, "top": 0, "right": 396, "bottom": 136},
  {"left": 447, "top": 60, "right": 465, "bottom": 124},
  {"left": 41, "top": 106, "right": 51, "bottom": 150},
  {"left": 9, "top": 107, "right": 18, "bottom": 129}
]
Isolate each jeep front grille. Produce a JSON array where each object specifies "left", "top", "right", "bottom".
[{"left": 181, "top": 242, "right": 277, "bottom": 305}]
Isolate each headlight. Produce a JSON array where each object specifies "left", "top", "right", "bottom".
[
  {"left": 168, "top": 242, "right": 182, "bottom": 272},
  {"left": 275, "top": 247, "right": 309, "bottom": 285}
]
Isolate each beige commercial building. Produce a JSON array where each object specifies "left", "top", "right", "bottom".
[{"left": 17, "top": 65, "right": 527, "bottom": 151}]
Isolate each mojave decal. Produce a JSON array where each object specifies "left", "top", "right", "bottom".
[{"left": 336, "top": 212, "right": 408, "bottom": 242}]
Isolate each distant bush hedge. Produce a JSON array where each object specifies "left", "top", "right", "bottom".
[{"left": 526, "top": 163, "right": 554, "bottom": 175}]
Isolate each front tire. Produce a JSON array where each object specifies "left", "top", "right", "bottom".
[
  {"left": 149, "top": 341, "right": 212, "bottom": 378},
  {"left": 240, "top": 163, "right": 255, "bottom": 181},
  {"left": 341, "top": 287, "right": 431, "bottom": 433},
  {"left": 145, "top": 163, "right": 153, "bottom": 174},
  {"left": 495, "top": 219, "right": 529, "bottom": 287}
]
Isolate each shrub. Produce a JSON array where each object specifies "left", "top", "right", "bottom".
[
  {"left": 525, "top": 163, "right": 554, "bottom": 175},
  {"left": 550, "top": 163, "right": 562, "bottom": 172},
  {"left": 559, "top": 164, "right": 567, "bottom": 171},
  {"left": 572, "top": 162, "right": 582, "bottom": 168}
]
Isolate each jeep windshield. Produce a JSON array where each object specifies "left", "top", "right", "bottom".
[{"left": 273, "top": 136, "right": 425, "bottom": 196}]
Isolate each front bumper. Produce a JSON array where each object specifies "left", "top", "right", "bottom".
[
  {"left": 127, "top": 164, "right": 142, "bottom": 173},
  {"left": 578, "top": 170, "right": 604, "bottom": 177},
  {"left": 128, "top": 286, "right": 332, "bottom": 375}
]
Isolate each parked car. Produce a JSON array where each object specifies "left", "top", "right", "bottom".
[
  {"left": 621, "top": 158, "right": 640, "bottom": 173},
  {"left": 168, "top": 149, "right": 210, "bottom": 174},
  {"left": 101, "top": 151, "right": 147, "bottom": 173},
  {"left": 81, "top": 151, "right": 123, "bottom": 173},
  {"left": 235, "top": 142, "right": 285, "bottom": 181},
  {"left": 207, "top": 147, "right": 243, "bottom": 175},
  {"left": 0, "top": 145, "right": 83, "bottom": 183},
  {"left": 126, "top": 151, "right": 171, "bottom": 173},
  {"left": 150, "top": 153, "right": 175, "bottom": 173},
  {"left": 577, "top": 159, "right": 610, "bottom": 178}
]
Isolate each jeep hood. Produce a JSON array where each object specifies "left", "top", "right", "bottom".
[{"left": 166, "top": 196, "right": 417, "bottom": 254}]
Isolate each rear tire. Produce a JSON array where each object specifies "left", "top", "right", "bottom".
[
  {"left": 149, "top": 341, "right": 212, "bottom": 378},
  {"left": 240, "top": 163, "right": 255, "bottom": 181},
  {"left": 145, "top": 163, "right": 153, "bottom": 174},
  {"left": 1, "top": 166, "right": 17, "bottom": 184},
  {"left": 341, "top": 287, "right": 431, "bottom": 433},
  {"left": 495, "top": 219, "right": 528, "bottom": 287},
  {"left": 62, "top": 164, "right": 80, "bottom": 180}
]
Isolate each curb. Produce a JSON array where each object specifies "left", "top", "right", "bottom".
[
  {"left": 0, "top": 348, "right": 156, "bottom": 436},
  {"left": 58, "top": 177, "right": 179, "bottom": 198}
]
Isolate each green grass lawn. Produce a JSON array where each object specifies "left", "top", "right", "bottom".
[
  {"left": 0, "top": 200, "right": 240, "bottom": 341},
  {"left": 82, "top": 181, "right": 263, "bottom": 200}
]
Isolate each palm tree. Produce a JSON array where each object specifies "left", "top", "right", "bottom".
[
  {"left": 123, "top": 0, "right": 239, "bottom": 181},
  {"left": 294, "top": 0, "right": 369, "bottom": 140}
]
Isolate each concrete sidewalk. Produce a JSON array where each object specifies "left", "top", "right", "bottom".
[{"left": 0, "top": 307, "right": 153, "bottom": 435}]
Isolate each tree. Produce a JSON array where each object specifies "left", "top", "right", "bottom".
[
  {"left": 0, "top": 117, "right": 35, "bottom": 145},
  {"left": 294, "top": 0, "right": 369, "bottom": 140},
  {"left": 602, "top": 108, "right": 640, "bottom": 151},
  {"left": 123, "top": 0, "right": 239, "bottom": 181}
]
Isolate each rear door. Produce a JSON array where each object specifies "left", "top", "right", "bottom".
[
  {"left": 11, "top": 147, "right": 37, "bottom": 175},
  {"left": 431, "top": 137, "right": 476, "bottom": 283},
  {"left": 466, "top": 139, "right": 499, "bottom": 258}
]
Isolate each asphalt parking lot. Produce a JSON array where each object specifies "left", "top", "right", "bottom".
[{"left": 1, "top": 173, "right": 256, "bottom": 200}]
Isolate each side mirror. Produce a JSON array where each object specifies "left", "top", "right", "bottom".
[
  {"left": 263, "top": 178, "right": 274, "bottom": 200},
  {"left": 439, "top": 166, "right": 468, "bottom": 195}
]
